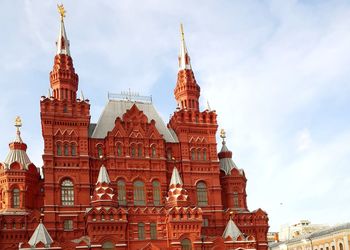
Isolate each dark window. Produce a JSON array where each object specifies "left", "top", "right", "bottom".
[
  {"left": 203, "top": 150, "right": 207, "bottom": 161},
  {"left": 138, "top": 145, "right": 142, "bottom": 157},
  {"left": 71, "top": 144, "right": 76, "bottom": 156},
  {"left": 117, "top": 144, "right": 122, "bottom": 156},
  {"left": 102, "top": 241, "right": 115, "bottom": 250},
  {"left": 152, "top": 181, "right": 161, "bottom": 206},
  {"left": 134, "top": 181, "right": 145, "bottom": 206},
  {"left": 117, "top": 180, "right": 126, "bottom": 206},
  {"left": 340, "top": 243, "right": 344, "bottom": 250},
  {"left": 13, "top": 188, "right": 20, "bottom": 208},
  {"left": 64, "top": 144, "right": 69, "bottom": 156},
  {"left": 57, "top": 144, "right": 62, "bottom": 156},
  {"left": 196, "top": 182, "right": 208, "bottom": 206},
  {"left": 181, "top": 238, "right": 192, "bottom": 250},
  {"left": 233, "top": 192, "right": 239, "bottom": 208},
  {"left": 151, "top": 146, "right": 156, "bottom": 157},
  {"left": 138, "top": 223, "right": 145, "bottom": 240},
  {"left": 150, "top": 222, "right": 157, "bottom": 240},
  {"left": 97, "top": 145, "right": 103, "bottom": 158},
  {"left": 61, "top": 179, "right": 74, "bottom": 206},
  {"left": 63, "top": 220, "right": 73, "bottom": 231},
  {"left": 197, "top": 149, "right": 201, "bottom": 160},
  {"left": 202, "top": 218, "right": 209, "bottom": 227},
  {"left": 191, "top": 150, "right": 195, "bottom": 160},
  {"left": 131, "top": 146, "right": 136, "bottom": 157}
]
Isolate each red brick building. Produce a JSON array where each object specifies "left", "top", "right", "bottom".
[{"left": 0, "top": 7, "right": 269, "bottom": 250}]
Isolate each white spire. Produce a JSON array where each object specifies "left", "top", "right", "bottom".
[
  {"left": 56, "top": 5, "right": 70, "bottom": 56},
  {"left": 179, "top": 23, "right": 192, "bottom": 70},
  {"left": 96, "top": 164, "right": 111, "bottom": 184},
  {"left": 222, "top": 217, "right": 243, "bottom": 240},
  {"left": 206, "top": 100, "right": 211, "bottom": 111},
  {"left": 170, "top": 166, "right": 183, "bottom": 186},
  {"left": 28, "top": 220, "right": 53, "bottom": 247}
]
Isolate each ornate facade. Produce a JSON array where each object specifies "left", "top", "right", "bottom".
[{"left": 0, "top": 7, "right": 269, "bottom": 250}]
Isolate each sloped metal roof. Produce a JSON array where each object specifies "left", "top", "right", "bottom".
[
  {"left": 222, "top": 218, "right": 243, "bottom": 240},
  {"left": 91, "top": 100, "right": 178, "bottom": 142},
  {"left": 170, "top": 166, "right": 183, "bottom": 186},
  {"left": 28, "top": 221, "right": 53, "bottom": 247},
  {"left": 96, "top": 164, "right": 111, "bottom": 184},
  {"left": 219, "top": 142, "right": 240, "bottom": 176}
]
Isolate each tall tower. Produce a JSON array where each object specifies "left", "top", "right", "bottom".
[
  {"left": 40, "top": 5, "right": 91, "bottom": 242},
  {"left": 174, "top": 24, "right": 201, "bottom": 110},
  {"left": 168, "top": 24, "right": 224, "bottom": 237}
]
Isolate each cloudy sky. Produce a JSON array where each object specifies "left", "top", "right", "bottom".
[{"left": 1, "top": 0, "right": 350, "bottom": 231}]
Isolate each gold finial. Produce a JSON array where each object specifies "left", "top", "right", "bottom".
[
  {"left": 220, "top": 129, "right": 226, "bottom": 141},
  {"left": 57, "top": 4, "right": 66, "bottom": 20},
  {"left": 180, "top": 23, "right": 185, "bottom": 41},
  {"left": 15, "top": 116, "right": 22, "bottom": 128}
]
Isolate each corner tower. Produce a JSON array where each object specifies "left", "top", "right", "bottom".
[{"left": 40, "top": 5, "right": 91, "bottom": 242}]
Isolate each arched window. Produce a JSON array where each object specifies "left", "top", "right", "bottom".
[
  {"left": 64, "top": 144, "right": 69, "bottom": 156},
  {"left": 339, "top": 243, "right": 343, "bottom": 250},
  {"left": 181, "top": 238, "right": 192, "bottom": 250},
  {"left": 138, "top": 145, "right": 142, "bottom": 157},
  {"left": 233, "top": 192, "right": 239, "bottom": 208},
  {"left": 57, "top": 144, "right": 62, "bottom": 156},
  {"left": 197, "top": 149, "right": 201, "bottom": 160},
  {"left": 117, "top": 144, "right": 122, "bottom": 157},
  {"left": 61, "top": 179, "right": 74, "bottom": 206},
  {"left": 196, "top": 181, "right": 208, "bottom": 206},
  {"left": 102, "top": 241, "right": 115, "bottom": 250},
  {"left": 150, "top": 222, "right": 157, "bottom": 240},
  {"left": 97, "top": 145, "right": 103, "bottom": 158},
  {"left": 134, "top": 181, "right": 145, "bottom": 206},
  {"left": 151, "top": 146, "right": 156, "bottom": 157},
  {"left": 203, "top": 149, "right": 207, "bottom": 161},
  {"left": 117, "top": 180, "right": 126, "bottom": 206},
  {"left": 131, "top": 145, "right": 136, "bottom": 157},
  {"left": 13, "top": 188, "right": 20, "bottom": 208},
  {"left": 152, "top": 180, "right": 161, "bottom": 206},
  {"left": 138, "top": 222, "right": 145, "bottom": 240},
  {"left": 191, "top": 149, "right": 195, "bottom": 160},
  {"left": 71, "top": 144, "right": 76, "bottom": 156}
]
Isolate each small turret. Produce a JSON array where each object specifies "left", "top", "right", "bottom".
[{"left": 165, "top": 166, "right": 189, "bottom": 208}]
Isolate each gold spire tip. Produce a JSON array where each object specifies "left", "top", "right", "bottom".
[
  {"left": 15, "top": 116, "right": 22, "bottom": 128},
  {"left": 220, "top": 129, "right": 226, "bottom": 139},
  {"left": 57, "top": 4, "right": 66, "bottom": 20},
  {"left": 180, "top": 23, "right": 185, "bottom": 40}
]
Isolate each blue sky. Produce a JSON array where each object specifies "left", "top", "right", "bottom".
[{"left": 1, "top": 1, "right": 349, "bottom": 231}]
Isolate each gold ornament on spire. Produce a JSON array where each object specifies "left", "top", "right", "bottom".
[
  {"left": 180, "top": 23, "right": 185, "bottom": 41},
  {"left": 220, "top": 129, "right": 226, "bottom": 141},
  {"left": 57, "top": 4, "right": 66, "bottom": 20},
  {"left": 15, "top": 116, "right": 22, "bottom": 128}
]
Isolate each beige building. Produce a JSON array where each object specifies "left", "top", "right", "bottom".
[
  {"left": 270, "top": 223, "right": 350, "bottom": 250},
  {"left": 279, "top": 220, "right": 329, "bottom": 241}
]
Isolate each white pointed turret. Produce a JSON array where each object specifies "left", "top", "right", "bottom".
[
  {"left": 179, "top": 24, "right": 192, "bottom": 70},
  {"left": 96, "top": 164, "right": 111, "bottom": 184},
  {"left": 222, "top": 217, "right": 243, "bottom": 241},
  {"left": 170, "top": 166, "right": 183, "bottom": 186},
  {"left": 28, "top": 220, "right": 53, "bottom": 247},
  {"left": 56, "top": 4, "right": 70, "bottom": 56}
]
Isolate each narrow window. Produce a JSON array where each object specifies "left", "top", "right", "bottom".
[
  {"left": 63, "top": 104, "right": 68, "bottom": 113},
  {"left": 196, "top": 182, "right": 208, "bottom": 207},
  {"left": 117, "top": 180, "right": 126, "bottom": 206},
  {"left": 340, "top": 244, "right": 344, "bottom": 250},
  {"left": 61, "top": 179, "right": 74, "bottom": 206},
  {"left": 131, "top": 146, "right": 136, "bottom": 157},
  {"left": 13, "top": 188, "right": 20, "bottom": 208},
  {"left": 332, "top": 247, "right": 335, "bottom": 250},
  {"left": 117, "top": 144, "right": 122, "bottom": 157},
  {"left": 191, "top": 150, "right": 195, "bottom": 160},
  {"left": 63, "top": 220, "right": 73, "bottom": 231},
  {"left": 64, "top": 144, "right": 69, "bottom": 156},
  {"left": 138, "top": 223, "right": 145, "bottom": 240},
  {"left": 152, "top": 180, "right": 161, "bottom": 206},
  {"left": 181, "top": 238, "right": 192, "bottom": 250},
  {"left": 202, "top": 218, "right": 209, "bottom": 227},
  {"left": 151, "top": 146, "right": 156, "bottom": 157},
  {"left": 138, "top": 145, "right": 142, "bottom": 157},
  {"left": 150, "top": 222, "right": 157, "bottom": 240},
  {"left": 102, "top": 242, "right": 115, "bottom": 250},
  {"left": 134, "top": 181, "right": 145, "bottom": 206},
  {"left": 233, "top": 192, "right": 239, "bottom": 208},
  {"left": 97, "top": 145, "right": 103, "bottom": 158},
  {"left": 203, "top": 150, "right": 207, "bottom": 161},
  {"left": 71, "top": 144, "right": 76, "bottom": 156},
  {"left": 197, "top": 149, "right": 201, "bottom": 160},
  {"left": 57, "top": 144, "right": 62, "bottom": 156}
]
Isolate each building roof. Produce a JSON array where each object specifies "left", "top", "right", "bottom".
[
  {"left": 179, "top": 24, "right": 192, "bottom": 70},
  {"left": 28, "top": 221, "right": 53, "bottom": 247},
  {"left": 222, "top": 217, "right": 243, "bottom": 240},
  {"left": 169, "top": 166, "right": 183, "bottom": 186},
  {"left": 56, "top": 14, "right": 70, "bottom": 55},
  {"left": 91, "top": 100, "right": 178, "bottom": 142},
  {"left": 218, "top": 141, "right": 243, "bottom": 176},
  {"left": 96, "top": 164, "right": 111, "bottom": 184}
]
